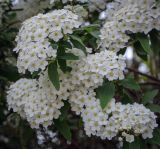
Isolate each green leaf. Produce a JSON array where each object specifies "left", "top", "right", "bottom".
[
  {"left": 59, "top": 101, "right": 70, "bottom": 121},
  {"left": 82, "top": 24, "right": 100, "bottom": 31},
  {"left": 136, "top": 34, "right": 151, "bottom": 54},
  {"left": 49, "top": 39, "right": 58, "bottom": 49},
  {"left": 54, "top": 101, "right": 71, "bottom": 141},
  {"left": 48, "top": 61, "right": 60, "bottom": 90},
  {"left": 70, "top": 35, "right": 87, "bottom": 54},
  {"left": 120, "top": 78, "right": 140, "bottom": 91},
  {"left": 147, "top": 129, "right": 160, "bottom": 145},
  {"left": 54, "top": 119, "right": 72, "bottom": 141},
  {"left": 7, "top": 12, "right": 17, "bottom": 20},
  {"left": 146, "top": 104, "right": 160, "bottom": 113},
  {"left": 134, "top": 42, "right": 148, "bottom": 61},
  {"left": 129, "top": 137, "right": 140, "bottom": 149},
  {"left": 150, "top": 30, "right": 160, "bottom": 54},
  {"left": 96, "top": 82, "right": 115, "bottom": 109},
  {"left": 142, "top": 90, "right": 159, "bottom": 105},
  {"left": 58, "top": 59, "right": 72, "bottom": 73},
  {"left": 122, "top": 89, "right": 134, "bottom": 104},
  {"left": 58, "top": 53, "right": 79, "bottom": 60},
  {"left": 0, "top": 64, "right": 20, "bottom": 81},
  {"left": 89, "top": 31, "right": 100, "bottom": 39},
  {"left": 58, "top": 40, "right": 72, "bottom": 49},
  {"left": 124, "top": 137, "right": 142, "bottom": 149}
]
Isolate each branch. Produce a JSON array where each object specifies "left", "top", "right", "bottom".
[
  {"left": 126, "top": 67, "right": 160, "bottom": 82},
  {"left": 140, "top": 82, "right": 160, "bottom": 87}
]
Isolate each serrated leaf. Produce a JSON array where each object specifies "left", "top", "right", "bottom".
[
  {"left": 48, "top": 61, "right": 60, "bottom": 90},
  {"left": 70, "top": 35, "right": 87, "bottom": 54},
  {"left": 54, "top": 119, "right": 71, "bottom": 141},
  {"left": 142, "top": 90, "right": 159, "bottom": 105},
  {"left": 58, "top": 53, "right": 79, "bottom": 60},
  {"left": 96, "top": 82, "right": 115, "bottom": 109},
  {"left": 136, "top": 34, "right": 151, "bottom": 54},
  {"left": 120, "top": 78, "right": 140, "bottom": 91},
  {"left": 146, "top": 104, "right": 160, "bottom": 113}
]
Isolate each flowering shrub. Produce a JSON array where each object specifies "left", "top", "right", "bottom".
[{"left": 1, "top": 0, "right": 160, "bottom": 148}]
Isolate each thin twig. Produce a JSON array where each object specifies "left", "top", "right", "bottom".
[
  {"left": 140, "top": 82, "right": 160, "bottom": 86},
  {"left": 126, "top": 67, "right": 160, "bottom": 82}
]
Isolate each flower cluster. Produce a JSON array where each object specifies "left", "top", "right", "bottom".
[
  {"left": 7, "top": 49, "right": 126, "bottom": 128},
  {"left": 82, "top": 51, "right": 126, "bottom": 81},
  {"left": 100, "top": 0, "right": 160, "bottom": 51},
  {"left": 7, "top": 5, "right": 158, "bottom": 145},
  {"left": 7, "top": 79, "right": 38, "bottom": 116},
  {"left": 64, "top": 5, "right": 88, "bottom": 22},
  {"left": 71, "top": 91, "right": 157, "bottom": 143},
  {"left": 14, "top": 9, "right": 81, "bottom": 73},
  {"left": 7, "top": 75, "right": 65, "bottom": 128}
]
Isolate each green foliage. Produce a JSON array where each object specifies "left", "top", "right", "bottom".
[
  {"left": 124, "top": 137, "right": 149, "bottom": 149},
  {"left": 54, "top": 102, "right": 72, "bottom": 141},
  {"left": 150, "top": 30, "right": 160, "bottom": 54},
  {"left": 58, "top": 59, "right": 72, "bottom": 73},
  {"left": 146, "top": 104, "right": 160, "bottom": 113},
  {"left": 119, "top": 78, "right": 140, "bottom": 91},
  {"left": 54, "top": 119, "right": 72, "bottom": 141},
  {"left": 0, "top": 64, "right": 20, "bottom": 81},
  {"left": 70, "top": 35, "right": 87, "bottom": 54},
  {"left": 96, "top": 82, "right": 115, "bottom": 109},
  {"left": 147, "top": 129, "right": 160, "bottom": 145},
  {"left": 58, "top": 53, "right": 79, "bottom": 60},
  {"left": 121, "top": 89, "right": 134, "bottom": 104},
  {"left": 134, "top": 42, "right": 148, "bottom": 61},
  {"left": 48, "top": 60, "right": 60, "bottom": 90},
  {"left": 142, "top": 90, "right": 159, "bottom": 105},
  {"left": 128, "top": 137, "right": 141, "bottom": 149},
  {"left": 136, "top": 33, "right": 151, "bottom": 54},
  {"left": 82, "top": 24, "right": 100, "bottom": 39}
]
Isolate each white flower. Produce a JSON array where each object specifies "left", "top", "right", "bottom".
[
  {"left": 100, "top": 0, "right": 160, "bottom": 52},
  {"left": 14, "top": 9, "right": 81, "bottom": 73}
]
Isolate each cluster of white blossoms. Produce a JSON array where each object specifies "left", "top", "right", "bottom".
[
  {"left": 7, "top": 6, "right": 158, "bottom": 144},
  {"left": 64, "top": 5, "right": 88, "bottom": 22},
  {"left": 14, "top": 9, "right": 81, "bottom": 73},
  {"left": 7, "top": 79, "right": 38, "bottom": 118},
  {"left": 7, "top": 49, "right": 126, "bottom": 128},
  {"left": 100, "top": 0, "right": 160, "bottom": 51},
  {"left": 81, "top": 51, "right": 126, "bottom": 81},
  {"left": 7, "top": 75, "right": 65, "bottom": 128},
  {"left": 71, "top": 91, "right": 158, "bottom": 143}
]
